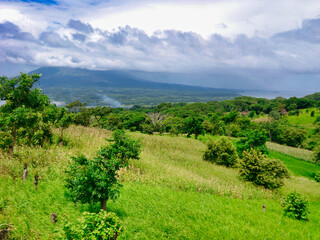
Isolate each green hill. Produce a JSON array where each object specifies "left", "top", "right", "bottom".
[{"left": 0, "top": 126, "right": 319, "bottom": 239}]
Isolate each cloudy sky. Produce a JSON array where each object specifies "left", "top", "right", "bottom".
[{"left": 0, "top": 0, "right": 320, "bottom": 91}]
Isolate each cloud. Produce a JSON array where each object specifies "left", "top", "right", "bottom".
[
  {"left": 39, "top": 31, "right": 74, "bottom": 48},
  {"left": 67, "top": 19, "right": 94, "bottom": 34},
  {"left": 1, "top": 0, "right": 320, "bottom": 90},
  {"left": 273, "top": 18, "right": 320, "bottom": 43},
  {"left": 0, "top": 21, "right": 35, "bottom": 41}
]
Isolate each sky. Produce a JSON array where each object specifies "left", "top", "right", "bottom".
[{"left": 0, "top": 0, "right": 320, "bottom": 91}]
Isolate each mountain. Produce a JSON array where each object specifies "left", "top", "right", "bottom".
[
  {"left": 30, "top": 67, "right": 241, "bottom": 106},
  {"left": 32, "top": 67, "right": 238, "bottom": 92}
]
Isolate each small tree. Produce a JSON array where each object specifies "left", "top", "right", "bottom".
[
  {"left": 203, "top": 137, "right": 239, "bottom": 167},
  {"left": 283, "top": 191, "right": 309, "bottom": 221},
  {"left": 239, "top": 149, "right": 290, "bottom": 189},
  {"left": 65, "top": 130, "right": 141, "bottom": 210},
  {"left": 147, "top": 112, "right": 168, "bottom": 134},
  {"left": 54, "top": 108, "right": 74, "bottom": 145}
]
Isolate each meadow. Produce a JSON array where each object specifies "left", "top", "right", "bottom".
[{"left": 0, "top": 126, "right": 319, "bottom": 239}]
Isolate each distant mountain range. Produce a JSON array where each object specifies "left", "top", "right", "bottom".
[{"left": 30, "top": 67, "right": 241, "bottom": 106}]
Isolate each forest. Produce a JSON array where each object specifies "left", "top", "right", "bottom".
[{"left": 0, "top": 73, "right": 319, "bottom": 239}]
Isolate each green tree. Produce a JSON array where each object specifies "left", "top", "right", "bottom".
[
  {"left": 203, "top": 137, "right": 239, "bottom": 167},
  {"left": 54, "top": 108, "right": 74, "bottom": 145},
  {"left": 65, "top": 130, "right": 141, "bottom": 210},
  {"left": 90, "top": 106, "right": 112, "bottom": 128},
  {"left": 236, "top": 129, "right": 268, "bottom": 156},
  {"left": 182, "top": 115, "right": 204, "bottom": 139},
  {"left": 0, "top": 73, "right": 51, "bottom": 154}
]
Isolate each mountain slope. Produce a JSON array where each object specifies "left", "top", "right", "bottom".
[
  {"left": 31, "top": 67, "right": 237, "bottom": 92},
  {"left": 30, "top": 67, "right": 241, "bottom": 106}
]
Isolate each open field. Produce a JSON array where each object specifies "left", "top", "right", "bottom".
[{"left": 0, "top": 126, "right": 320, "bottom": 239}]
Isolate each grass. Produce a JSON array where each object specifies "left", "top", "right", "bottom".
[
  {"left": 266, "top": 142, "right": 314, "bottom": 162},
  {"left": 0, "top": 126, "right": 320, "bottom": 239},
  {"left": 268, "top": 151, "right": 320, "bottom": 179},
  {"left": 286, "top": 108, "right": 320, "bottom": 132}
]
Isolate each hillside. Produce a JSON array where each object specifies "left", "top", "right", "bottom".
[
  {"left": 30, "top": 67, "right": 240, "bottom": 106},
  {"left": 0, "top": 126, "right": 319, "bottom": 239}
]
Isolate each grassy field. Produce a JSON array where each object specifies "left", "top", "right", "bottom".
[
  {"left": 0, "top": 126, "right": 320, "bottom": 239},
  {"left": 266, "top": 142, "right": 314, "bottom": 162},
  {"left": 286, "top": 108, "right": 320, "bottom": 132}
]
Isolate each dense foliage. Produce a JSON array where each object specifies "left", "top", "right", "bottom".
[
  {"left": 203, "top": 137, "right": 239, "bottom": 167},
  {"left": 239, "top": 149, "right": 290, "bottom": 189},
  {"left": 283, "top": 191, "right": 309, "bottom": 221},
  {"left": 63, "top": 210, "right": 122, "bottom": 239},
  {"left": 65, "top": 130, "right": 141, "bottom": 210}
]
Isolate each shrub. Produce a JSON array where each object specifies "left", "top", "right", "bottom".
[
  {"left": 311, "top": 110, "right": 315, "bottom": 117},
  {"left": 63, "top": 210, "right": 122, "bottom": 239},
  {"left": 314, "top": 147, "right": 320, "bottom": 164},
  {"left": 203, "top": 137, "right": 239, "bottom": 167},
  {"left": 283, "top": 191, "right": 309, "bottom": 221},
  {"left": 315, "top": 172, "right": 320, "bottom": 182},
  {"left": 239, "top": 149, "right": 290, "bottom": 189}
]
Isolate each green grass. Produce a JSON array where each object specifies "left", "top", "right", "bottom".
[
  {"left": 266, "top": 142, "right": 314, "bottom": 162},
  {"left": 1, "top": 126, "right": 320, "bottom": 239},
  {"left": 268, "top": 150, "right": 320, "bottom": 179},
  {"left": 287, "top": 108, "right": 320, "bottom": 131}
]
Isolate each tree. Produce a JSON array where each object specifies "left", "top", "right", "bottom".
[
  {"left": 0, "top": 73, "right": 51, "bottom": 155},
  {"left": 65, "top": 130, "right": 141, "bottom": 210},
  {"left": 222, "top": 111, "right": 238, "bottom": 136},
  {"left": 236, "top": 129, "right": 268, "bottom": 156},
  {"left": 147, "top": 112, "right": 168, "bottom": 133},
  {"left": 182, "top": 115, "right": 204, "bottom": 139},
  {"left": 90, "top": 106, "right": 112, "bottom": 128},
  {"left": 66, "top": 100, "right": 87, "bottom": 113},
  {"left": 54, "top": 108, "right": 74, "bottom": 145},
  {"left": 203, "top": 137, "right": 239, "bottom": 167}
]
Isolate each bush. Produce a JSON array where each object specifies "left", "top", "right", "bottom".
[
  {"left": 283, "top": 191, "right": 309, "bottom": 221},
  {"left": 63, "top": 210, "right": 122, "bottom": 239},
  {"left": 239, "top": 149, "right": 290, "bottom": 189},
  {"left": 314, "top": 147, "right": 320, "bottom": 164},
  {"left": 203, "top": 137, "right": 239, "bottom": 167},
  {"left": 311, "top": 110, "right": 315, "bottom": 117},
  {"left": 315, "top": 172, "right": 320, "bottom": 182}
]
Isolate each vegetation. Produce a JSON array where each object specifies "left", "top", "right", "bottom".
[
  {"left": 63, "top": 210, "right": 122, "bottom": 239},
  {"left": 65, "top": 130, "right": 140, "bottom": 211},
  {"left": 239, "top": 149, "right": 290, "bottom": 189},
  {"left": 203, "top": 137, "right": 238, "bottom": 167},
  {"left": 283, "top": 191, "right": 309, "bottom": 221},
  {"left": 1, "top": 73, "right": 320, "bottom": 238}
]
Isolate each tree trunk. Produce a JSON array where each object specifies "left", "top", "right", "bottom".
[
  {"left": 9, "top": 127, "right": 17, "bottom": 156},
  {"left": 101, "top": 199, "right": 107, "bottom": 211},
  {"left": 23, "top": 164, "right": 28, "bottom": 181}
]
